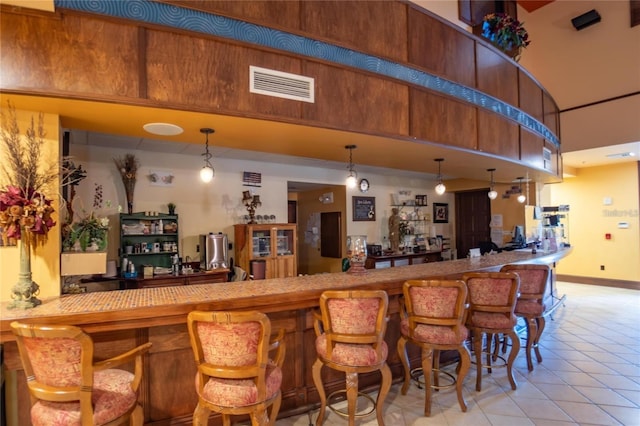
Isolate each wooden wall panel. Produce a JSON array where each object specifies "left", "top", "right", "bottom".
[
  {"left": 302, "top": 63, "right": 409, "bottom": 136},
  {"left": 476, "top": 44, "right": 519, "bottom": 106},
  {"left": 410, "top": 89, "right": 477, "bottom": 150},
  {"left": 146, "top": 31, "right": 303, "bottom": 119},
  {"left": 477, "top": 110, "right": 519, "bottom": 160},
  {"left": 519, "top": 70, "right": 544, "bottom": 122},
  {"left": 162, "top": 0, "right": 301, "bottom": 30},
  {"left": 300, "top": 1, "right": 408, "bottom": 63},
  {"left": 543, "top": 91, "right": 560, "bottom": 139},
  {"left": 0, "top": 10, "right": 140, "bottom": 97},
  {"left": 520, "top": 127, "right": 545, "bottom": 169},
  {"left": 408, "top": 8, "right": 476, "bottom": 88}
]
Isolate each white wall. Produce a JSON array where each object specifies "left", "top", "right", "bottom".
[{"left": 71, "top": 144, "right": 452, "bottom": 267}]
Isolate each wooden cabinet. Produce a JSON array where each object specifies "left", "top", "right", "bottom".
[
  {"left": 365, "top": 251, "right": 442, "bottom": 269},
  {"left": 123, "top": 270, "right": 228, "bottom": 289},
  {"left": 234, "top": 224, "right": 297, "bottom": 279},
  {"left": 119, "top": 213, "right": 179, "bottom": 277}
]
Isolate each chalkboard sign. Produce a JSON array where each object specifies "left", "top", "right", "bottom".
[{"left": 352, "top": 196, "right": 376, "bottom": 221}]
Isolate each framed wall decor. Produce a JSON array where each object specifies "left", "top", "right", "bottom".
[
  {"left": 433, "top": 203, "right": 449, "bottom": 223},
  {"left": 352, "top": 196, "right": 376, "bottom": 221}
]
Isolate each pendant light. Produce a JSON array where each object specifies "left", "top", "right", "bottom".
[
  {"left": 345, "top": 144, "right": 358, "bottom": 189},
  {"left": 516, "top": 176, "right": 526, "bottom": 203},
  {"left": 199, "top": 128, "right": 215, "bottom": 183},
  {"left": 434, "top": 158, "right": 446, "bottom": 195},
  {"left": 487, "top": 168, "right": 498, "bottom": 200}
]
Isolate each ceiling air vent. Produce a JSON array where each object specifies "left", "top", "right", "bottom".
[{"left": 250, "top": 66, "right": 314, "bottom": 103}]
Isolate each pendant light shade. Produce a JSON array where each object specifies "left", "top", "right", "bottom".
[
  {"left": 516, "top": 176, "right": 526, "bottom": 203},
  {"left": 487, "top": 168, "right": 498, "bottom": 200},
  {"left": 345, "top": 145, "right": 358, "bottom": 188},
  {"left": 200, "top": 128, "right": 215, "bottom": 183},
  {"left": 434, "top": 158, "right": 446, "bottom": 195}
]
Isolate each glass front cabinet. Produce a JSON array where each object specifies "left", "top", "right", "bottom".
[{"left": 234, "top": 224, "right": 297, "bottom": 279}]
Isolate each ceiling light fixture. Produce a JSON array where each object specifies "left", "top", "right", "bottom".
[
  {"left": 345, "top": 144, "right": 358, "bottom": 189},
  {"left": 199, "top": 128, "right": 215, "bottom": 183},
  {"left": 487, "top": 168, "right": 498, "bottom": 200},
  {"left": 516, "top": 176, "right": 526, "bottom": 203},
  {"left": 434, "top": 158, "right": 446, "bottom": 195},
  {"left": 143, "top": 122, "right": 184, "bottom": 136}
]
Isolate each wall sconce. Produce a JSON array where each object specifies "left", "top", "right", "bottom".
[
  {"left": 199, "top": 128, "right": 215, "bottom": 183},
  {"left": 345, "top": 144, "right": 358, "bottom": 188},
  {"left": 434, "top": 158, "right": 446, "bottom": 195},
  {"left": 516, "top": 177, "right": 526, "bottom": 203},
  {"left": 319, "top": 192, "right": 334, "bottom": 204},
  {"left": 487, "top": 168, "right": 498, "bottom": 200},
  {"left": 242, "top": 190, "right": 262, "bottom": 224}
]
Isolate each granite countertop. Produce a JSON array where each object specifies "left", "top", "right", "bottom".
[{"left": 0, "top": 249, "right": 569, "bottom": 324}]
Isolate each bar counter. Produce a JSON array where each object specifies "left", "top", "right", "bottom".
[{"left": 1, "top": 248, "right": 571, "bottom": 425}]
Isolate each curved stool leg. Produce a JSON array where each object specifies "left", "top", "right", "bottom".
[
  {"left": 506, "top": 329, "right": 520, "bottom": 390},
  {"left": 345, "top": 371, "right": 358, "bottom": 426},
  {"left": 397, "top": 336, "right": 411, "bottom": 395},
  {"left": 193, "top": 403, "right": 211, "bottom": 426},
  {"left": 269, "top": 392, "right": 282, "bottom": 425},
  {"left": 456, "top": 345, "right": 471, "bottom": 413},
  {"left": 473, "top": 330, "right": 483, "bottom": 392},
  {"left": 130, "top": 404, "right": 144, "bottom": 426},
  {"left": 312, "top": 359, "right": 327, "bottom": 426},
  {"left": 421, "top": 349, "right": 434, "bottom": 416},
  {"left": 376, "top": 363, "right": 392, "bottom": 426},
  {"left": 534, "top": 316, "right": 546, "bottom": 363},
  {"left": 524, "top": 317, "right": 538, "bottom": 371}
]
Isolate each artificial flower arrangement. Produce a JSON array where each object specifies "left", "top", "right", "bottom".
[
  {"left": 482, "top": 13, "right": 531, "bottom": 60},
  {"left": 0, "top": 103, "right": 57, "bottom": 247}
]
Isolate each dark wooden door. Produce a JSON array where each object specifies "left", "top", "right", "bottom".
[{"left": 455, "top": 190, "right": 491, "bottom": 258}]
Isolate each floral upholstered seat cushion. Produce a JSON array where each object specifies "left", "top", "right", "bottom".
[
  {"left": 470, "top": 311, "right": 515, "bottom": 329},
  {"left": 30, "top": 369, "right": 137, "bottom": 426},
  {"left": 197, "top": 363, "right": 283, "bottom": 407},
  {"left": 315, "top": 334, "right": 388, "bottom": 366},
  {"left": 316, "top": 296, "right": 388, "bottom": 366},
  {"left": 515, "top": 299, "right": 546, "bottom": 315},
  {"left": 195, "top": 320, "right": 283, "bottom": 406},
  {"left": 400, "top": 319, "right": 468, "bottom": 345}
]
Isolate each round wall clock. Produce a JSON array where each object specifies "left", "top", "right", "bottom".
[{"left": 359, "top": 178, "right": 370, "bottom": 193}]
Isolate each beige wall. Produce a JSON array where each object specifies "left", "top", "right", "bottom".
[
  {"left": 0, "top": 109, "right": 60, "bottom": 302},
  {"left": 546, "top": 162, "right": 640, "bottom": 282}
]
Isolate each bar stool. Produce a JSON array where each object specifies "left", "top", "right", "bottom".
[
  {"left": 187, "top": 310, "right": 286, "bottom": 426},
  {"left": 462, "top": 271, "right": 520, "bottom": 391},
  {"left": 397, "top": 279, "right": 471, "bottom": 416},
  {"left": 10, "top": 321, "right": 151, "bottom": 426},
  {"left": 312, "top": 289, "right": 392, "bottom": 426},
  {"left": 500, "top": 264, "right": 551, "bottom": 371}
]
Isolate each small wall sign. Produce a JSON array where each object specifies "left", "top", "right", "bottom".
[{"left": 352, "top": 196, "right": 376, "bottom": 221}]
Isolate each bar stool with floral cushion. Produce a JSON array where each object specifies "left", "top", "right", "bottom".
[
  {"left": 397, "top": 279, "right": 471, "bottom": 416},
  {"left": 187, "top": 310, "right": 286, "bottom": 426},
  {"left": 500, "top": 264, "right": 551, "bottom": 371},
  {"left": 312, "top": 289, "right": 392, "bottom": 426},
  {"left": 462, "top": 271, "right": 520, "bottom": 391},
  {"left": 10, "top": 321, "right": 152, "bottom": 426}
]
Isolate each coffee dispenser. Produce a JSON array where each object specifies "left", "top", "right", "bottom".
[{"left": 199, "top": 233, "right": 228, "bottom": 270}]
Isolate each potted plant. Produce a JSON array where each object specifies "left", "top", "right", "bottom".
[
  {"left": 481, "top": 13, "right": 531, "bottom": 61},
  {"left": 167, "top": 202, "right": 176, "bottom": 215},
  {"left": 123, "top": 239, "right": 133, "bottom": 254},
  {"left": 62, "top": 212, "right": 110, "bottom": 252}
]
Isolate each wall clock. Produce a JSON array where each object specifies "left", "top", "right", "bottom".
[{"left": 359, "top": 178, "right": 370, "bottom": 193}]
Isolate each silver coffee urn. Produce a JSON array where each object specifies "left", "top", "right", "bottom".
[{"left": 199, "top": 233, "right": 228, "bottom": 270}]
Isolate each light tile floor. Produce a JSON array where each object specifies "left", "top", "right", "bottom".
[{"left": 277, "top": 282, "right": 640, "bottom": 426}]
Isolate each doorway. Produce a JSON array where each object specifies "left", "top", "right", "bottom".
[{"left": 455, "top": 189, "right": 491, "bottom": 258}]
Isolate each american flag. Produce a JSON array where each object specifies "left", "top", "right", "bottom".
[{"left": 243, "top": 171, "right": 262, "bottom": 187}]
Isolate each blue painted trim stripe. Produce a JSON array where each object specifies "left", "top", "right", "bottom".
[{"left": 54, "top": 0, "right": 559, "bottom": 147}]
